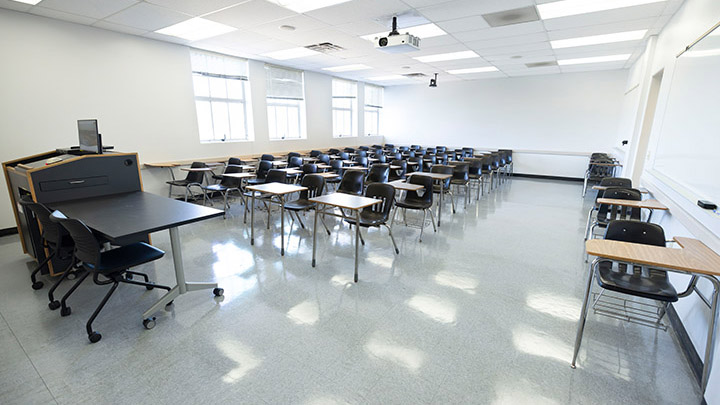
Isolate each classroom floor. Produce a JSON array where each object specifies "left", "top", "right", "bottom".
[{"left": 0, "top": 178, "right": 704, "bottom": 404}]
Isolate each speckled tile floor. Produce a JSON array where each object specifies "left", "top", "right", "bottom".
[{"left": 0, "top": 178, "right": 703, "bottom": 404}]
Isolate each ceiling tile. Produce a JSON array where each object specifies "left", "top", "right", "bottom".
[
  {"left": 435, "top": 15, "right": 490, "bottom": 33},
  {"left": 546, "top": 17, "right": 656, "bottom": 40},
  {"left": 470, "top": 41, "right": 553, "bottom": 56},
  {"left": 204, "top": 0, "right": 297, "bottom": 29},
  {"left": 304, "top": 0, "right": 408, "bottom": 26},
  {"left": 560, "top": 61, "right": 628, "bottom": 73},
  {"left": 464, "top": 32, "right": 548, "bottom": 50},
  {"left": 333, "top": 19, "right": 389, "bottom": 36},
  {"left": 30, "top": 6, "right": 97, "bottom": 25},
  {"left": 145, "top": 0, "right": 249, "bottom": 17},
  {"left": 417, "top": 0, "right": 535, "bottom": 22},
  {"left": 34, "top": 0, "right": 138, "bottom": 20},
  {"left": 504, "top": 66, "right": 562, "bottom": 77},
  {"left": 452, "top": 21, "right": 545, "bottom": 42},
  {"left": 0, "top": 0, "right": 33, "bottom": 12},
  {"left": 542, "top": 2, "right": 668, "bottom": 31},
  {"left": 104, "top": 2, "right": 190, "bottom": 31}
]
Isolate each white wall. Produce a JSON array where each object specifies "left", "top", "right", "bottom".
[
  {"left": 383, "top": 70, "right": 628, "bottom": 177},
  {"left": 621, "top": 0, "right": 720, "bottom": 402},
  {"left": 0, "top": 9, "right": 382, "bottom": 229}
]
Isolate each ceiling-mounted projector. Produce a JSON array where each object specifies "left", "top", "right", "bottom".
[{"left": 374, "top": 16, "right": 420, "bottom": 54}]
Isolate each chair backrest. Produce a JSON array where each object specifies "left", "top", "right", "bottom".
[
  {"left": 310, "top": 150, "right": 322, "bottom": 157},
  {"left": 399, "top": 146, "right": 409, "bottom": 152},
  {"left": 405, "top": 175, "right": 433, "bottom": 204},
  {"left": 185, "top": 162, "right": 207, "bottom": 183},
  {"left": 328, "top": 148, "right": 340, "bottom": 155},
  {"left": 384, "top": 144, "right": 394, "bottom": 149},
  {"left": 298, "top": 174, "right": 325, "bottom": 201},
  {"left": 367, "top": 164, "right": 390, "bottom": 184},
  {"left": 597, "top": 188, "right": 642, "bottom": 223},
  {"left": 405, "top": 150, "right": 416, "bottom": 158},
  {"left": 358, "top": 146, "right": 370, "bottom": 151},
  {"left": 302, "top": 163, "right": 318, "bottom": 175},
  {"left": 426, "top": 147, "right": 436, "bottom": 154},
  {"left": 452, "top": 163, "right": 469, "bottom": 181},
  {"left": 265, "top": 169, "right": 287, "bottom": 184},
  {"left": 49, "top": 211, "right": 100, "bottom": 267},
  {"left": 220, "top": 164, "right": 243, "bottom": 187},
  {"left": 364, "top": 183, "right": 394, "bottom": 221},
  {"left": 261, "top": 154, "right": 275, "bottom": 162},
  {"left": 599, "top": 177, "right": 632, "bottom": 188},
  {"left": 318, "top": 154, "right": 331, "bottom": 165},
  {"left": 256, "top": 160, "right": 273, "bottom": 180},
  {"left": 463, "top": 147, "right": 474, "bottom": 157},
  {"left": 411, "top": 144, "right": 420, "bottom": 150},
  {"left": 355, "top": 150, "right": 367, "bottom": 158},
  {"left": 437, "top": 153, "right": 448, "bottom": 164},
  {"left": 498, "top": 149, "right": 512, "bottom": 162},
  {"left": 339, "top": 152, "right": 349, "bottom": 160},
  {"left": 436, "top": 146, "right": 447, "bottom": 153},
  {"left": 288, "top": 156, "right": 303, "bottom": 168},
  {"left": 604, "top": 220, "right": 666, "bottom": 247},
  {"left": 357, "top": 156, "right": 369, "bottom": 167},
  {"left": 19, "top": 197, "right": 65, "bottom": 247},
  {"left": 377, "top": 154, "right": 387, "bottom": 163},
  {"left": 431, "top": 165, "right": 453, "bottom": 189},
  {"left": 228, "top": 157, "right": 244, "bottom": 166},
  {"left": 287, "top": 152, "right": 301, "bottom": 159},
  {"left": 344, "top": 147, "right": 356, "bottom": 153},
  {"left": 389, "top": 159, "right": 407, "bottom": 180},
  {"left": 338, "top": 170, "right": 365, "bottom": 195},
  {"left": 468, "top": 159, "right": 483, "bottom": 175},
  {"left": 330, "top": 159, "right": 344, "bottom": 175}
]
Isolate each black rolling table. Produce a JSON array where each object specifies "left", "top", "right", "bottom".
[{"left": 51, "top": 191, "right": 224, "bottom": 325}]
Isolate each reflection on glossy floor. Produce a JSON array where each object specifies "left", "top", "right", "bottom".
[{"left": 0, "top": 179, "right": 703, "bottom": 404}]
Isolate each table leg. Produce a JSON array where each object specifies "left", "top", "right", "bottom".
[
  {"left": 312, "top": 205, "right": 319, "bottom": 267},
  {"left": 354, "top": 208, "right": 360, "bottom": 283},
  {"left": 700, "top": 275, "right": 720, "bottom": 391},
  {"left": 571, "top": 258, "right": 598, "bottom": 368},
  {"left": 251, "top": 193, "right": 255, "bottom": 245},
  {"left": 281, "top": 195, "right": 285, "bottom": 256},
  {"left": 438, "top": 182, "right": 444, "bottom": 227},
  {"left": 142, "top": 226, "right": 219, "bottom": 321}
]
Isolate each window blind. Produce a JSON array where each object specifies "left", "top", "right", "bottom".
[
  {"left": 266, "top": 65, "right": 304, "bottom": 100},
  {"left": 191, "top": 50, "right": 248, "bottom": 81},
  {"left": 332, "top": 78, "right": 357, "bottom": 99},
  {"left": 364, "top": 84, "right": 383, "bottom": 108}
]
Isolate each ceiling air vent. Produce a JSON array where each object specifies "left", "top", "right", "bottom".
[
  {"left": 482, "top": 6, "right": 540, "bottom": 28},
  {"left": 403, "top": 73, "right": 427, "bottom": 78},
  {"left": 525, "top": 61, "right": 559, "bottom": 68},
  {"left": 305, "top": 42, "right": 345, "bottom": 54}
]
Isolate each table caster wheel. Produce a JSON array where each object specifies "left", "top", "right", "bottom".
[
  {"left": 60, "top": 306, "right": 71, "bottom": 317},
  {"left": 88, "top": 332, "right": 102, "bottom": 343},
  {"left": 143, "top": 317, "right": 156, "bottom": 330},
  {"left": 32, "top": 281, "right": 44, "bottom": 290},
  {"left": 213, "top": 288, "right": 224, "bottom": 297},
  {"left": 48, "top": 300, "right": 60, "bottom": 310}
]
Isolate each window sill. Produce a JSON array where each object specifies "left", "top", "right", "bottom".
[
  {"left": 269, "top": 137, "right": 307, "bottom": 141},
  {"left": 200, "top": 139, "right": 253, "bottom": 144}
]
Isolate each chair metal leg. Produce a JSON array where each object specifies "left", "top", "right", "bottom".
[
  {"left": 59, "top": 270, "right": 91, "bottom": 315},
  {"left": 419, "top": 210, "right": 427, "bottom": 242},
  {"left": 320, "top": 214, "right": 331, "bottom": 235},
  {"left": 47, "top": 258, "right": 77, "bottom": 308},
  {"left": 428, "top": 208, "right": 437, "bottom": 232},
  {"left": 571, "top": 259, "right": 599, "bottom": 368},
  {"left": 86, "top": 281, "right": 119, "bottom": 341},
  {"left": 384, "top": 224, "right": 399, "bottom": 254},
  {"left": 358, "top": 227, "right": 365, "bottom": 246},
  {"left": 30, "top": 250, "right": 55, "bottom": 289}
]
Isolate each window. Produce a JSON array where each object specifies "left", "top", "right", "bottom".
[
  {"left": 190, "top": 50, "right": 251, "bottom": 142},
  {"left": 364, "top": 84, "right": 383, "bottom": 136},
  {"left": 266, "top": 65, "right": 306, "bottom": 140},
  {"left": 332, "top": 79, "right": 357, "bottom": 138}
]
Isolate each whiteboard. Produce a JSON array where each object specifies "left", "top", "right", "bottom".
[{"left": 652, "top": 30, "right": 720, "bottom": 204}]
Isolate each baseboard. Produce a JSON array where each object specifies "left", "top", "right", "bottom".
[
  {"left": 513, "top": 173, "right": 584, "bottom": 182},
  {"left": 0, "top": 227, "right": 18, "bottom": 237},
  {"left": 667, "top": 304, "right": 707, "bottom": 404}
]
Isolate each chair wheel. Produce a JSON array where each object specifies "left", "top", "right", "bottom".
[
  {"left": 67, "top": 272, "right": 77, "bottom": 280},
  {"left": 32, "top": 281, "right": 44, "bottom": 290},
  {"left": 143, "top": 317, "right": 156, "bottom": 330},
  {"left": 60, "top": 306, "right": 71, "bottom": 317},
  {"left": 395, "top": 248, "right": 400, "bottom": 254},
  {"left": 213, "top": 288, "right": 224, "bottom": 297},
  {"left": 88, "top": 332, "right": 102, "bottom": 343},
  {"left": 165, "top": 301, "right": 174, "bottom": 309},
  {"left": 48, "top": 300, "right": 60, "bottom": 310},
  {"left": 146, "top": 283, "right": 154, "bottom": 291},
  {"left": 125, "top": 274, "right": 133, "bottom": 280}
]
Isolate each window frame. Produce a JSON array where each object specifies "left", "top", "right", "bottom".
[
  {"left": 266, "top": 65, "right": 307, "bottom": 141},
  {"left": 364, "top": 84, "right": 383, "bottom": 137},
  {"left": 332, "top": 79, "right": 358, "bottom": 138}
]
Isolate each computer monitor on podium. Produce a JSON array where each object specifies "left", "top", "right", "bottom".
[{"left": 77, "top": 119, "right": 102, "bottom": 154}]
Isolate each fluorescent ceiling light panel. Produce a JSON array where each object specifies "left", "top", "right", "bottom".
[
  {"left": 537, "top": 0, "right": 666, "bottom": 19},
  {"left": 156, "top": 18, "right": 236, "bottom": 41},
  {"left": 361, "top": 23, "right": 447, "bottom": 41},
  {"left": 261, "top": 47, "right": 320, "bottom": 60},
  {"left": 551, "top": 30, "right": 647, "bottom": 49},
  {"left": 11, "top": 0, "right": 42, "bottom": 4},
  {"left": 267, "top": 0, "right": 352, "bottom": 13},
  {"left": 414, "top": 51, "right": 480, "bottom": 63},
  {"left": 322, "top": 64, "right": 372, "bottom": 72},
  {"left": 447, "top": 67, "right": 499, "bottom": 74},
  {"left": 367, "top": 75, "right": 406, "bottom": 81},
  {"left": 558, "top": 53, "right": 631, "bottom": 65}
]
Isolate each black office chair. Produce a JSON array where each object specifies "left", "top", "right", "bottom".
[
  {"left": 18, "top": 198, "right": 76, "bottom": 290},
  {"left": 408, "top": 157, "right": 423, "bottom": 174},
  {"left": 436, "top": 146, "right": 446, "bottom": 153},
  {"left": 389, "top": 160, "right": 407, "bottom": 181},
  {"left": 450, "top": 163, "right": 470, "bottom": 207},
  {"left": 310, "top": 150, "right": 322, "bottom": 158},
  {"left": 327, "top": 148, "right": 340, "bottom": 156},
  {"left": 463, "top": 147, "right": 474, "bottom": 158},
  {"left": 326, "top": 160, "right": 344, "bottom": 190},
  {"left": 49, "top": 211, "right": 171, "bottom": 343},
  {"left": 422, "top": 155, "right": 436, "bottom": 172},
  {"left": 287, "top": 152, "right": 301, "bottom": 159},
  {"left": 436, "top": 153, "right": 448, "bottom": 165},
  {"left": 599, "top": 177, "right": 632, "bottom": 189},
  {"left": 356, "top": 150, "right": 368, "bottom": 158},
  {"left": 201, "top": 164, "right": 244, "bottom": 218},
  {"left": 166, "top": 162, "right": 207, "bottom": 201},
  {"left": 468, "top": 159, "right": 484, "bottom": 200},
  {"left": 212, "top": 157, "right": 244, "bottom": 182},
  {"left": 481, "top": 155, "right": 493, "bottom": 193},
  {"left": 587, "top": 187, "right": 642, "bottom": 241},
  {"left": 288, "top": 156, "right": 303, "bottom": 168},
  {"left": 338, "top": 170, "right": 365, "bottom": 196},
  {"left": 247, "top": 160, "right": 272, "bottom": 186},
  {"left": 372, "top": 154, "right": 387, "bottom": 163},
  {"left": 357, "top": 156, "right": 369, "bottom": 168},
  {"left": 410, "top": 144, "right": 420, "bottom": 151},
  {"left": 358, "top": 146, "right": 370, "bottom": 151},
  {"left": 339, "top": 152, "right": 350, "bottom": 160},
  {"left": 432, "top": 165, "right": 456, "bottom": 214},
  {"left": 261, "top": 154, "right": 275, "bottom": 162},
  {"left": 344, "top": 183, "right": 399, "bottom": 254},
  {"left": 285, "top": 174, "right": 330, "bottom": 236},
  {"left": 394, "top": 175, "right": 436, "bottom": 242},
  {"left": 302, "top": 163, "right": 318, "bottom": 178},
  {"left": 318, "top": 154, "right": 331, "bottom": 165},
  {"left": 344, "top": 147, "right": 356, "bottom": 153},
  {"left": 574, "top": 220, "right": 678, "bottom": 362},
  {"left": 366, "top": 164, "right": 390, "bottom": 185}
]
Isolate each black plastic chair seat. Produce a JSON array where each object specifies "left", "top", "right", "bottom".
[
  {"left": 468, "top": 173, "right": 481, "bottom": 179},
  {"left": 87, "top": 242, "right": 165, "bottom": 274},
  {"left": 396, "top": 199, "right": 431, "bottom": 210},
  {"left": 246, "top": 178, "right": 265, "bottom": 186},
  {"left": 432, "top": 185, "right": 449, "bottom": 193},
  {"left": 284, "top": 199, "right": 316, "bottom": 211},
  {"left": 596, "top": 261, "right": 678, "bottom": 302},
  {"left": 204, "top": 184, "right": 234, "bottom": 192},
  {"left": 344, "top": 210, "right": 385, "bottom": 227},
  {"left": 166, "top": 179, "right": 197, "bottom": 186},
  {"left": 450, "top": 179, "right": 468, "bottom": 185}
]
